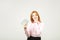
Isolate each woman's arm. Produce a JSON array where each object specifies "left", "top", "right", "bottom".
[{"left": 24, "top": 24, "right": 30, "bottom": 37}]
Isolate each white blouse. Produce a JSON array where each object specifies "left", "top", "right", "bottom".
[{"left": 24, "top": 22, "right": 44, "bottom": 37}]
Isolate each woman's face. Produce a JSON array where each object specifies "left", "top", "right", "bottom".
[{"left": 32, "top": 13, "right": 38, "bottom": 22}]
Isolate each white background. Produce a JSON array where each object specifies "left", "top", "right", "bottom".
[{"left": 0, "top": 0, "right": 60, "bottom": 40}]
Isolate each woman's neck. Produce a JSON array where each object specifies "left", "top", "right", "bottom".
[{"left": 34, "top": 20, "right": 39, "bottom": 23}]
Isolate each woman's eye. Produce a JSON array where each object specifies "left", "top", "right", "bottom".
[{"left": 32, "top": 15, "right": 34, "bottom": 16}]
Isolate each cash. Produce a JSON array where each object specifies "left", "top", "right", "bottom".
[{"left": 21, "top": 19, "right": 29, "bottom": 27}]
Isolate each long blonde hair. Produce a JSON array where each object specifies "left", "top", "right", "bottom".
[{"left": 30, "top": 10, "right": 41, "bottom": 23}]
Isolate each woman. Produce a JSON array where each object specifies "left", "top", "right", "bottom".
[{"left": 24, "top": 10, "right": 44, "bottom": 40}]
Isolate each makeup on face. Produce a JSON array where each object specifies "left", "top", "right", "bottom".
[{"left": 32, "top": 13, "right": 38, "bottom": 22}]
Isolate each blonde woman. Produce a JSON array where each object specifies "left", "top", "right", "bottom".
[{"left": 24, "top": 10, "right": 44, "bottom": 40}]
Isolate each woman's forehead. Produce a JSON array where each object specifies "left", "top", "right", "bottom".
[{"left": 32, "top": 13, "right": 38, "bottom": 16}]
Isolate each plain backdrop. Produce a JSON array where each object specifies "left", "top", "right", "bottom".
[{"left": 0, "top": 0, "right": 60, "bottom": 40}]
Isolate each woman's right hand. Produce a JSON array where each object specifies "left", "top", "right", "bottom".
[{"left": 24, "top": 24, "right": 27, "bottom": 29}]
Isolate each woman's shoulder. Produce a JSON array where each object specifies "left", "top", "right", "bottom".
[
  {"left": 39, "top": 22, "right": 45, "bottom": 27},
  {"left": 27, "top": 22, "right": 33, "bottom": 26},
  {"left": 27, "top": 22, "right": 33, "bottom": 29},
  {"left": 39, "top": 22, "right": 45, "bottom": 25}
]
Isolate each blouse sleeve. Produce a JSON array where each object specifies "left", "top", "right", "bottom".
[
  {"left": 24, "top": 23, "right": 31, "bottom": 37},
  {"left": 40, "top": 22, "right": 45, "bottom": 32}
]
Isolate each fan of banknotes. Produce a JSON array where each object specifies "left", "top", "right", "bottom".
[{"left": 21, "top": 19, "right": 29, "bottom": 27}]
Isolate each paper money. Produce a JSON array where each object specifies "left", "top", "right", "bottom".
[{"left": 21, "top": 19, "right": 29, "bottom": 27}]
